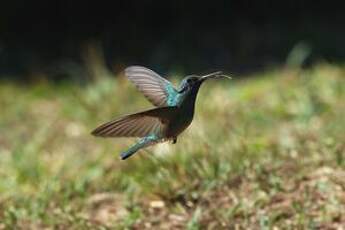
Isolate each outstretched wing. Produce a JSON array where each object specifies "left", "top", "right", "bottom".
[
  {"left": 125, "top": 66, "right": 178, "bottom": 107},
  {"left": 91, "top": 106, "right": 177, "bottom": 138}
]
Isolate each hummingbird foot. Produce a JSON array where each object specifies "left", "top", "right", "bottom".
[{"left": 172, "top": 137, "right": 177, "bottom": 144}]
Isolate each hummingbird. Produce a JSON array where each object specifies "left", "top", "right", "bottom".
[{"left": 91, "top": 66, "right": 231, "bottom": 160}]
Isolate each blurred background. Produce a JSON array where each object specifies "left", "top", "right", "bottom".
[
  {"left": 1, "top": 0, "right": 345, "bottom": 80},
  {"left": 0, "top": 1, "right": 344, "bottom": 229}
]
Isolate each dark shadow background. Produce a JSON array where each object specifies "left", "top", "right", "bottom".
[{"left": 1, "top": 0, "right": 345, "bottom": 80}]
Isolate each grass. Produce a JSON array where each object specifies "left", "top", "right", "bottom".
[{"left": 0, "top": 64, "right": 344, "bottom": 229}]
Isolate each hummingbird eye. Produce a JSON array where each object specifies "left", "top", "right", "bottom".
[{"left": 187, "top": 78, "right": 195, "bottom": 84}]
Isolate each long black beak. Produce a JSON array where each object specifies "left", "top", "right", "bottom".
[{"left": 198, "top": 71, "right": 232, "bottom": 82}]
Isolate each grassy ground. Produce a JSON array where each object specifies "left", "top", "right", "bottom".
[{"left": 0, "top": 64, "right": 344, "bottom": 229}]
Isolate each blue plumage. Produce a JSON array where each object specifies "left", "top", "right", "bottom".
[{"left": 120, "top": 134, "right": 159, "bottom": 160}]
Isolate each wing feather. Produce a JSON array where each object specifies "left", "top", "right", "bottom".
[
  {"left": 125, "top": 66, "right": 178, "bottom": 107},
  {"left": 91, "top": 106, "right": 177, "bottom": 138}
]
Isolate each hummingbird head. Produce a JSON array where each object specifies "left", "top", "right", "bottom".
[{"left": 178, "top": 71, "right": 231, "bottom": 93}]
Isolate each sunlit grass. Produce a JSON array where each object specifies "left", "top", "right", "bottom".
[{"left": 0, "top": 64, "right": 344, "bottom": 228}]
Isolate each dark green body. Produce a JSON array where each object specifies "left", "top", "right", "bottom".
[
  {"left": 92, "top": 66, "right": 227, "bottom": 160},
  {"left": 165, "top": 82, "right": 201, "bottom": 138}
]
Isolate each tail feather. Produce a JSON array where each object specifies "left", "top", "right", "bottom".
[
  {"left": 120, "top": 142, "right": 145, "bottom": 160},
  {"left": 120, "top": 134, "right": 160, "bottom": 160}
]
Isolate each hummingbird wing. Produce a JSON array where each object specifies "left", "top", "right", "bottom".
[
  {"left": 91, "top": 106, "right": 177, "bottom": 138},
  {"left": 125, "top": 66, "right": 178, "bottom": 107}
]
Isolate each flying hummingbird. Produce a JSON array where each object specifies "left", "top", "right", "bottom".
[{"left": 91, "top": 66, "right": 231, "bottom": 160}]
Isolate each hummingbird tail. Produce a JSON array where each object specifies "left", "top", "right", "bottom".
[{"left": 120, "top": 134, "right": 160, "bottom": 160}]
